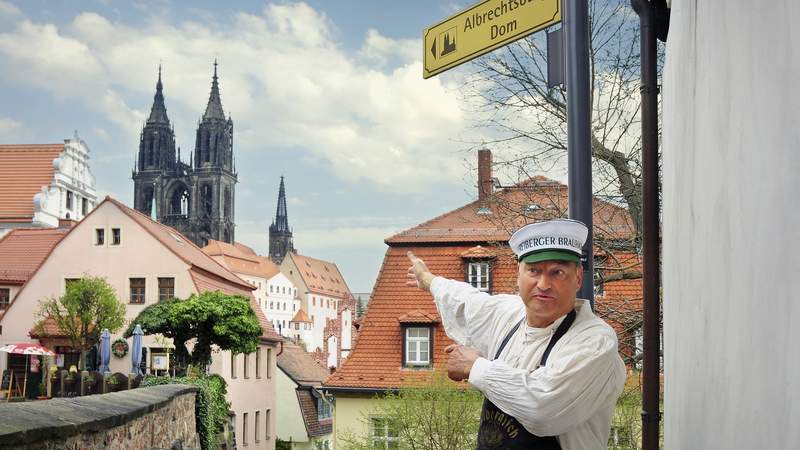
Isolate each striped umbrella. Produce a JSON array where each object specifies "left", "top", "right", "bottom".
[
  {"left": 0, "top": 343, "right": 55, "bottom": 399},
  {"left": 0, "top": 343, "right": 55, "bottom": 355}
]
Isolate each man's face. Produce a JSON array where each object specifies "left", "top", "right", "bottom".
[{"left": 517, "top": 260, "right": 583, "bottom": 327}]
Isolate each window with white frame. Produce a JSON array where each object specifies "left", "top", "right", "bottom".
[
  {"left": 468, "top": 261, "right": 491, "bottom": 292},
  {"left": 370, "top": 417, "right": 399, "bottom": 449},
  {"left": 404, "top": 326, "right": 431, "bottom": 366},
  {"left": 317, "top": 397, "right": 332, "bottom": 420}
]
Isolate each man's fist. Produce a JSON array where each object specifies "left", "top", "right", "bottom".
[
  {"left": 406, "top": 251, "right": 434, "bottom": 292},
  {"left": 445, "top": 344, "right": 481, "bottom": 381}
]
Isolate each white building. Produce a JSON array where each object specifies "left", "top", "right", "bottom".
[
  {"left": 0, "top": 134, "right": 97, "bottom": 237},
  {"left": 265, "top": 271, "right": 299, "bottom": 336},
  {"left": 664, "top": 1, "right": 800, "bottom": 448},
  {"left": 280, "top": 252, "right": 353, "bottom": 352}
]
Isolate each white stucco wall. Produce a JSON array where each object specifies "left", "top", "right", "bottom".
[
  {"left": 663, "top": 1, "right": 800, "bottom": 448},
  {"left": 276, "top": 368, "right": 310, "bottom": 444},
  {"left": 210, "top": 344, "right": 278, "bottom": 450},
  {"left": 266, "top": 272, "right": 296, "bottom": 336}
]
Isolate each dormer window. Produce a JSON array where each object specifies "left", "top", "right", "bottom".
[
  {"left": 404, "top": 327, "right": 431, "bottom": 366},
  {"left": 461, "top": 246, "right": 496, "bottom": 294},
  {"left": 468, "top": 261, "right": 491, "bottom": 292}
]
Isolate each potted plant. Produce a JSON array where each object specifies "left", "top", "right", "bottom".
[
  {"left": 36, "top": 379, "right": 49, "bottom": 400},
  {"left": 106, "top": 373, "right": 120, "bottom": 392},
  {"left": 64, "top": 366, "right": 77, "bottom": 384}
]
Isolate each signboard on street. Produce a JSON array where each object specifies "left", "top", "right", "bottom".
[{"left": 423, "top": 0, "right": 562, "bottom": 78}]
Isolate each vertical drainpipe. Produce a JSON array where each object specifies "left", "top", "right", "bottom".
[{"left": 632, "top": 0, "right": 662, "bottom": 448}]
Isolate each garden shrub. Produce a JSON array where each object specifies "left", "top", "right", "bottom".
[{"left": 142, "top": 374, "right": 229, "bottom": 450}]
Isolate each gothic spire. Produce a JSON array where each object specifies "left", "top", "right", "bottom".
[
  {"left": 202, "top": 59, "right": 226, "bottom": 121},
  {"left": 273, "top": 176, "right": 290, "bottom": 232},
  {"left": 147, "top": 65, "right": 170, "bottom": 124}
]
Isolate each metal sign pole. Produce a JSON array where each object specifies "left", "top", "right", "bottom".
[{"left": 563, "top": 0, "right": 594, "bottom": 307}]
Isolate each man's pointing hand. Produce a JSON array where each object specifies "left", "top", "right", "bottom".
[{"left": 406, "top": 251, "right": 434, "bottom": 292}]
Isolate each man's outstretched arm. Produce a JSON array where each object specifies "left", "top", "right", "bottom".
[{"left": 405, "top": 252, "right": 520, "bottom": 355}]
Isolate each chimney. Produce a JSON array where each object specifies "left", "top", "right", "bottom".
[
  {"left": 58, "top": 218, "right": 77, "bottom": 229},
  {"left": 478, "top": 149, "right": 493, "bottom": 203}
]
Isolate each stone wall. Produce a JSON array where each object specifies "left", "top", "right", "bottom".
[{"left": 0, "top": 384, "right": 200, "bottom": 450}]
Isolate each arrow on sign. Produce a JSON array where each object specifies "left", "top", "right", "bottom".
[{"left": 430, "top": 38, "right": 437, "bottom": 60}]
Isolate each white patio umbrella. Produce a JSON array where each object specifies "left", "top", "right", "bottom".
[{"left": 0, "top": 343, "right": 55, "bottom": 399}]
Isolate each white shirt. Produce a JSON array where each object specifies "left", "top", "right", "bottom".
[{"left": 430, "top": 277, "right": 626, "bottom": 450}]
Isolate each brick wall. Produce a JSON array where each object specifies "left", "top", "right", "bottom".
[{"left": 0, "top": 384, "right": 200, "bottom": 450}]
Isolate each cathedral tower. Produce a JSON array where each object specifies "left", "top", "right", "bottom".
[
  {"left": 132, "top": 66, "right": 178, "bottom": 216},
  {"left": 190, "top": 60, "right": 237, "bottom": 246},
  {"left": 269, "top": 176, "right": 294, "bottom": 263},
  {"left": 132, "top": 62, "right": 237, "bottom": 248}
]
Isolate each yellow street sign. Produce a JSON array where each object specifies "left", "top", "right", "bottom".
[{"left": 423, "top": 0, "right": 561, "bottom": 79}]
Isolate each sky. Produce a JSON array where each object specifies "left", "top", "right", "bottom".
[{"left": 0, "top": 0, "right": 569, "bottom": 293}]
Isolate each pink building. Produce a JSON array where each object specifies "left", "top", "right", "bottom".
[{"left": 0, "top": 197, "right": 280, "bottom": 450}]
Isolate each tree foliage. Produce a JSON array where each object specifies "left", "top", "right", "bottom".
[
  {"left": 142, "top": 374, "right": 229, "bottom": 450},
  {"left": 34, "top": 276, "right": 126, "bottom": 369},
  {"left": 462, "top": 0, "right": 664, "bottom": 244},
  {"left": 339, "top": 370, "right": 484, "bottom": 450},
  {"left": 125, "top": 291, "right": 263, "bottom": 370}
]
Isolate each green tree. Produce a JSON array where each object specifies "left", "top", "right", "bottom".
[
  {"left": 125, "top": 291, "right": 262, "bottom": 371},
  {"left": 339, "top": 370, "right": 483, "bottom": 450},
  {"left": 34, "top": 276, "right": 126, "bottom": 369}
]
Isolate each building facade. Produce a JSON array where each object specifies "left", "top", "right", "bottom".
[
  {"left": 0, "top": 134, "right": 97, "bottom": 237},
  {"left": 276, "top": 340, "right": 334, "bottom": 449},
  {"left": 132, "top": 64, "right": 236, "bottom": 248},
  {"left": 281, "top": 252, "right": 353, "bottom": 353},
  {"left": 0, "top": 198, "right": 280, "bottom": 450}
]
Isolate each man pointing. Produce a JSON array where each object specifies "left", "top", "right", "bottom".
[{"left": 407, "top": 219, "right": 625, "bottom": 450}]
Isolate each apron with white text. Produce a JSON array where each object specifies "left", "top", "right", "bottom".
[{"left": 476, "top": 309, "right": 576, "bottom": 450}]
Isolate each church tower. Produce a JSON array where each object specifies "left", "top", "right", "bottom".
[
  {"left": 132, "top": 62, "right": 237, "bottom": 248},
  {"left": 133, "top": 66, "right": 178, "bottom": 217},
  {"left": 191, "top": 60, "right": 237, "bottom": 246},
  {"left": 269, "top": 176, "right": 294, "bottom": 263}
]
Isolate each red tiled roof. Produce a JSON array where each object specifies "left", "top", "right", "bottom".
[
  {"left": 327, "top": 177, "right": 641, "bottom": 390},
  {"left": 386, "top": 177, "right": 635, "bottom": 244},
  {"left": 325, "top": 245, "right": 519, "bottom": 389},
  {"left": 202, "top": 240, "right": 281, "bottom": 279},
  {"left": 278, "top": 339, "right": 329, "bottom": 386},
  {"left": 297, "top": 389, "right": 333, "bottom": 437},
  {"left": 398, "top": 309, "right": 440, "bottom": 324},
  {"left": 287, "top": 252, "right": 352, "bottom": 298},
  {"left": 0, "top": 144, "right": 63, "bottom": 221},
  {"left": 460, "top": 245, "right": 496, "bottom": 259},
  {"left": 29, "top": 317, "right": 70, "bottom": 338},
  {"left": 292, "top": 309, "right": 312, "bottom": 323},
  {"left": 0, "top": 227, "right": 68, "bottom": 284}
]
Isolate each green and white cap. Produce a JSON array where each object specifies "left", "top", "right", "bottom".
[{"left": 509, "top": 219, "right": 588, "bottom": 264}]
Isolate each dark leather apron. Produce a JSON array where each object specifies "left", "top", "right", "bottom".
[{"left": 476, "top": 309, "right": 577, "bottom": 450}]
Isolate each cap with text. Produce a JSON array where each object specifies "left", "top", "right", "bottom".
[{"left": 509, "top": 219, "right": 588, "bottom": 264}]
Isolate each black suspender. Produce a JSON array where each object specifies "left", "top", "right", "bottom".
[{"left": 493, "top": 309, "right": 578, "bottom": 366}]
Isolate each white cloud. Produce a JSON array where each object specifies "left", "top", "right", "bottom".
[
  {"left": 358, "top": 29, "right": 418, "bottom": 68},
  {"left": 93, "top": 127, "right": 111, "bottom": 140},
  {"left": 0, "top": 3, "right": 484, "bottom": 192},
  {"left": 0, "top": 117, "right": 24, "bottom": 138},
  {"left": 0, "top": 1, "right": 21, "bottom": 17}
]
